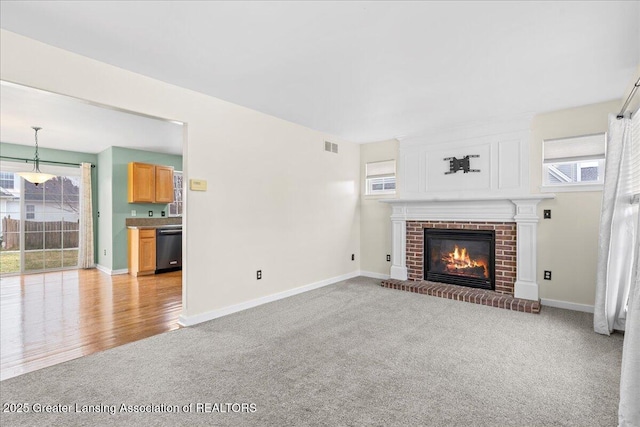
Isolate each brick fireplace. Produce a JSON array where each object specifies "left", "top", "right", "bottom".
[
  {"left": 381, "top": 196, "right": 552, "bottom": 312},
  {"left": 408, "top": 221, "right": 516, "bottom": 294}
]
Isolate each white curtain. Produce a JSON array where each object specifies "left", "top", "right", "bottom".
[
  {"left": 619, "top": 209, "right": 639, "bottom": 427},
  {"left": 77, "top": 162, "right": 95, "bottom": 269},
  {"left": 593, "top": 113, "right": 640, "bottom": 427},
  {"left": 594, "top": 114, "right": 636, "bottom": 334}
]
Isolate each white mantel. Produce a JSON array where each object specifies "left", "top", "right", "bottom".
[{"left": 382, "top": 194, "right": 554, "bottom": 301}]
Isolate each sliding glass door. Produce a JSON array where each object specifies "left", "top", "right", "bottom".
[{"left": 0, "top": 161, "right": 80, "bottom": 275}]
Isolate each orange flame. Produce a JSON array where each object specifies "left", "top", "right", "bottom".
[{"left": 442, "top": 245, "right": 488, "bottom": 278}]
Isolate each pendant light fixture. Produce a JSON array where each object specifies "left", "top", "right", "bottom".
[{"left": 16, "top": 126, "right": 56, "bottom": 186}]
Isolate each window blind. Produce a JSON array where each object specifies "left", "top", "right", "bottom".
[
  {"left": 366, "top": 160, "right": 395, "bottom": 178},
  {"left": 543, "top": 133, "right": 606, "bottom": 163}
]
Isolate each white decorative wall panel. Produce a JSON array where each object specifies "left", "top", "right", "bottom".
[
  {"left": 402, "top": 152, "right": 421, "bottom": 194},
  {"left": 498, "top": 140, "right": 521, "bottom": 190},
  {"left": 399, "top": 121, "right": 531, "bottom": 198}
]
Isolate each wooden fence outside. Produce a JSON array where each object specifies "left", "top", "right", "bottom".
[{"left": 1, "top": 217, "right": 79, "bottom": 250}]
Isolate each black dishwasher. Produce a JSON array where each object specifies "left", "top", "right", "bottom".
[{"left": 156, "top": 227, "right": 182, "bottom": 273}]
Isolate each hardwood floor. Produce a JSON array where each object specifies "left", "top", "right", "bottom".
[{"left": 0, "top": 269, "right": 182, "bottom": 381}]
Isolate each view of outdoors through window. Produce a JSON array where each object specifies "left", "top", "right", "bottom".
[
  {"left": 546, "top": 160, "right": 601, "bottom": 184},
  {"left": 0, "top": 169, "right": 80, "bottom": 275}
]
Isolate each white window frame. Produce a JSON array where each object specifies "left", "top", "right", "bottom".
[
  {"left": 365, "top": 160, "right": 396, "bottom": 196},
  {"left": 541, "top": 133, "right": 606, "bottom": 193},
  {"left": 167, "top": 171, "right": 183, "bottom": 217}
]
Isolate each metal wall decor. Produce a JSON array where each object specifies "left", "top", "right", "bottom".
[{"left": 444, "top": 155, "right": 480, "bottom": 174}]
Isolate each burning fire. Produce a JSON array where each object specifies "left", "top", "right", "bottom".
[{"left": 442, "top": 245, "right": 488, "bottom": 278}]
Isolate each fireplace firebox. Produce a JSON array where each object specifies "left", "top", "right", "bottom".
[{"left": 424, "top": 229, "right": 495, "bottom": 291}]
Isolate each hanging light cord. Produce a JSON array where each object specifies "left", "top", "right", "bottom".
[
  {"left": 32, "top": 126, "right": 42, "bottom": 172},
  {"left": 617, "top": 76, "right": 640, "bottom": 119}
]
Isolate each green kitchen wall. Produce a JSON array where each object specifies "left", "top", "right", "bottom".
[{"left": 108, "top": 146, "right": 182, "bottom": 272}]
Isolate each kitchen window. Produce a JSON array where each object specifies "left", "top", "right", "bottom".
[
  {"left": 542, "top": 133, "right": 606, "bottom": 192},
  {"left": 168, "top": 171, "right": 183, "bottom": 217}
]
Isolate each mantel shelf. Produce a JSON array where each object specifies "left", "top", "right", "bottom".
[{"left": 381, "top": 194, "right": 555, "bottom": 204}]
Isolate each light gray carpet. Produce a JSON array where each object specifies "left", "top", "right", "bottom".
[{"left": 0, "top": 277, "right": 624, "bottom": 426}]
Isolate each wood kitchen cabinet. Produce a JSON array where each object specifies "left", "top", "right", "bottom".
[
  {"left": 128, "top": 228, "right": 156, "bottom": 276},
  {"left": 154, "top": 165, "right": 174, "bottom": 203},
  {"left": 128, "top": 162, "right": 174, "bottom": 203}
]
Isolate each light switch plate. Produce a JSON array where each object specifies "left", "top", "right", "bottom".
[
  {"left": 189, "top": 179, "right": 207, "bottom": 191},
  {"left": 131, "top": 210, "right": 137, "bottom": 217}
]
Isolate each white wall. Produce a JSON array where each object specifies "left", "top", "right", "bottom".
[
  {"left": 0, "top": 30, "right": 361, "bottom": 320},
  {"left": 531, "top": 99, "right": 620, "bottom": 307},
  {"left": 360, "top": 140, "right": 398, "bottom": 276},
  {"left": 96, "top": 148, "right": 113, "bottom": 271}
]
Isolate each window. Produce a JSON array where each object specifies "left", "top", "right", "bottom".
[
  {"left": 0, "top": 172, "right": 14, "bottom": 189},
  {"left": 542, "top": 133, "right": 606, "bottom": 190},
  {"left": 168, "top": 171, "right": 183, "bottom": 217},
  {"left": 26, "top": 204, "right": 35, "bottom": 220},
  {"left": 366, "top": 160, "right": 396, "bottom": 195}
]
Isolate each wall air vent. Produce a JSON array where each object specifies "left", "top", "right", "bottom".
[{"left": 325, "top": 141, "right": 338, "bottom": 154}]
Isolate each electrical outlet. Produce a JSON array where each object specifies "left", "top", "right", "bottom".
[
  {"left": 103, "top": 249, "right": 106, "bottom": 256},
  {"left": 131, "top": 210, "right": 137, "bottom": 217},
  {"left": 257, "top": 270, "right": 262, "bottom": 280},
  {"left": 161, "top": 211, "right": 166, "bottom": 217},
  {"left": 97, "top": 211, "right": 100, "bottom": 218},
  {"left": 351, "top": 254, "right": 355, "bottom": 261},
  {"left": 544, "top": 270, "right": 552, "bottom": 280},
  {"left": 148, "top": 211, "right": 153, "bottom": 217},
  {"left": 543, "top": 209, "right": 551, "bottom": 219},
  {"left": 387, "top": 254, "right": 391, "bottom": 262}
]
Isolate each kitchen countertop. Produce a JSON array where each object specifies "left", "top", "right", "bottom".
[
  {"left": 127, "top": 224, "right": 182, "bottom": 230},
  {"left": 125, "top": 217, "right": 182, "bottom": 228}
]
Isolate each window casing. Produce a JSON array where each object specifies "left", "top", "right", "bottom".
[
  {"left": 168, "top": 171, "right": 183, "bottom": 217},
  {"left": 542, "top": 133, "right": 606, "bottom": 191},
  {"left": 365, "top": 160, "right": 396, "bottom": 196}
]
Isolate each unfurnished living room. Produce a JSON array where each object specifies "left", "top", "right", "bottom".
[{"left": 0, "top": 2, "right": 638, "bottom": 426}]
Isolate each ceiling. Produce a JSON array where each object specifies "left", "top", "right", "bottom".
[
  {"left": 0, "top": 1, "right": 638, "bottom": 149},
  {"left": 0, "top": 81, "right": 184, "bottom": 155}
]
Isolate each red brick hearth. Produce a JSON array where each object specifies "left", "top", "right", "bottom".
[
  {"left": 380, "top": 279, "right": 541, "bottom": 313},
  {"left": 385, "top": 220, "right": 540, "bottom": 313}
]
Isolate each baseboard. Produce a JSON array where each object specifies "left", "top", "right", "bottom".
[
  {"left": 358, "top": 270, "right": 390, "bottom": 280},
  {"left": 178, "top": 271, "right": 360, "bottom": 327},
  {"left": 96, "top": 264, "right": 129, "bottom": 276},
  {"left": 540, "top": 298, "right": 594, "bottom": 313}
]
